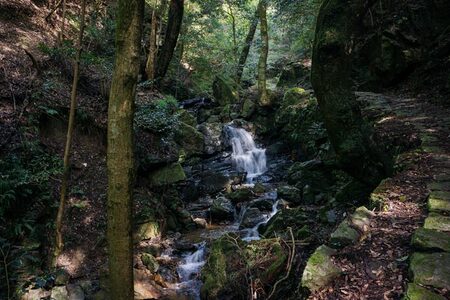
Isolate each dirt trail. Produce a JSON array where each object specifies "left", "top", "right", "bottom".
[{"left": 310, "top": 93, "right": 450, "bottom": 300}]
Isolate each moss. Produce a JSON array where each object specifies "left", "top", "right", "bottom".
[
  {"left": 423, "top": 213, "right": 450, "bottom": 232},
  {"left": 149, "top": 163, "right": 186, "bottom": 186},
  {"left": 410, "top": 252, "right": 450, "bottom": 290},
  {"left": 301, "top": 245, "right": 340, "bottom": 292},
  {"left": 176, "top": 109, "right": 197, "bottom": 127},
  {"left": 428, "top": 191, "right": 450, "bottom": 213},
  {"left": 405, "top": 283, "right": 446, "bottom": 300},
  {"left": 174, "top": 122, "right": 204, "bottom": 157},
  {"left": 411, "top": 228, "right": 450, "bottom": 252},
  {"left": 227, "top": 188, "right": 253, "bottom": 203},
  {"left": 329, "top": 221, "right": 360, "bottom": 249},
  {"left": 212, "top": 75, "right": 238, "bottom": 106}
]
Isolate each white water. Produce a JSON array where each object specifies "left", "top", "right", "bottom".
[
  {"left": 227, "top": 126, "right": 267, "bottom": 182},
  {"left": 242, "top": 199, "right": 280, "bottom": 242},
  {"left": 176, "top": 242, "right": 207, "bottom": 299}
]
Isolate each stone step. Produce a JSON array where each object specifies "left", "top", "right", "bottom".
[
  {"left": 410, "top": 252, "right": 450, "bottom": 290},
  {"left": 428, "top": 181, "right": 450, "bottom": 192},
  {"left": 411, "top": 228, "right": 450, "bottom": 252},
  {"left": 424, "top": 213, "right": 450, "bottom": 232},
  {"left": 405, "top": 283, "right": 446, "bottom": 300},
  {"left": 428, "top": 191, "right": 450, "bottom": 213}
]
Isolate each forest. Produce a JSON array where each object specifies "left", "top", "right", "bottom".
[{"left": 1, "top": 0, "right": 450, "bottom": 299}]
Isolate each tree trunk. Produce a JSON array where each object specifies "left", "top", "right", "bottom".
[
  {"left": 258, "top": 0, "right": 269, "bottom": 106},
  {"left": 107, "top": 0, "right": 144, "bottom": 298},
  {"left": 145, "top": 7, "right": 158, "bottom": 81},
  {"left": 58, "top": 0, "right": 67, "bottom": 45},
  {"left": 236, "top": 1, "right": 260, "bottom": 84},
  {"left": 311, "top": 0, "right": 388, "bottom": 187},
  {"left": 53, "top": 0, "right": 87, "bottom": 267},
  {"left": 155, "top": 0, "right": 184, "bottom": 81}
]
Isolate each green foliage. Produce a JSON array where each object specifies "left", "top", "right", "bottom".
[{"left": 134, "top": 96, "right": 180, "bottom": 135}]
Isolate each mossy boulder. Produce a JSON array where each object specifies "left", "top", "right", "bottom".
[
  {"left": 261, "top": 208, "right": 309, "bottom": 239},
  {"left": 329, "top": 221, "right": 360, "bottom": 249},
  {"left": 176, "top": 109, "right": 197, "bottom": 127},
  {"left": 411, "top": 228, "right": 450, "bottom": 252},
  {"left": 277, "top": 185, "right": 302, "bottom": 204},
  {"left": 174, "top": 122, "right": 204, "bottom": 157},
  {"left": 287, "top": 160, "right": 333, "bottom": 194},
  {"left": 282, "top": 87, "right": 309, "bottom": 107},
  {"left": 198, "top": 122, "right": 224, "bottom": 155},
  {"left": 141, "top": 253, "right": 159, "bottom": 273},
  {"left": 135, "top": 221, "right": 161, "bottom": 241},
  {"left": 241, "top": 98, "right": 256, "bottom": 118},
  {"left": 227, "top": 188, "right": 253, "bottom": 204},
  {"left": 149, "top": 163, "right": 186, "bottom": 186},
  {"left": 405, "top": 283, "right": 446, "bottom": 300},
  {"left": 428, "top": 191, "right": 450, "bottom": 213},
  {"left": 409, "top": 252, "right": 450, "bottom": 290},
  {"left": 301, "top": 245, "right": 341, "bottom": 292},
  {"left": 212, "top": 75, "right": 238, "bottom": 106},
  {"left": 349, "top": 206, "right": 374, "bottom": 232},
  {"left": 424, "top": 213, "right": 450, "bottom": 232},
  {"left": 277, "top": 62, "right": 311, "bottom": 89},
  {"left": 210, "top": 197, "right": 235, "bottom": 221}
]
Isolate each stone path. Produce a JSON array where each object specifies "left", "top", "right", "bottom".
[{"left": 309, "top": 92, "right": 450, "bottom": 299}]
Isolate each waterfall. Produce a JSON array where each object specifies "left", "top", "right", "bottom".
[
  {"left": 176, "top": 242, "right": 207, "bottom": 299},
  {"left": 226, "top": 126, "right": 267, "bottom": 181}
]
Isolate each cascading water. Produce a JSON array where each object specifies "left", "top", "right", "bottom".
[
  {"left": 176, "top": 242, "right": 207, "bottom": 299},
  {"left": 226, "top": 126, "right": 267, "bottom": 182}
]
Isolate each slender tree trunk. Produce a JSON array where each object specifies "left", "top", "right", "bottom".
[
  {"left": 258, "top": 0, "right": 269, "bottom": 106},
  {"left": 226, "top": 2, "right": 238, "bottom": 67},
  {"left": 311, "top": 0, "right": 388, "bottom": 187},
  {"left": 58, "top": 0, "right": 67, "bottom": 45},
  {"left": 53, "top": 0, "right": 87, "bottom": 266},
  {"left": 155, "top": 0, "right": 184, "bottom": 81},
  {"left": 145, "top": 7, "right": 158, "bottom": 81},
  {"left": 107, "top": 0, "right": 144, "bottom": 298},
  {"left": 236, "top": 1, "right": 260, "bottom": 84}
]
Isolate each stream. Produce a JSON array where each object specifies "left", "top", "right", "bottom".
[{"left": 157, "top": 124, "right": 289, "bottom": 299}]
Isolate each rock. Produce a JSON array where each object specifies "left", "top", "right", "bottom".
[
  {"left": 149, "top": 163, "right": 186, "bottom": 186},
  {"left": 405, "top": 283, "right": 446, "bottom": 300},
  {"left": 277, "top": 62, "right": 311, "bottom": 89},
  {"left": 174, "top": 122, "right": 204, "bottom": 157},
  {"left": 134, "top": 269, "right": 161, "bottom": 299},
  {"left": 252, "top": 182, "right": 266, "bottom": 194},
  {"left": 210, "top": 197, "right": 235, "bottom": 221},
  {"left": 239, "top": 208, "right": 265, "bottom": 228},
  {"left": 277, "top": 185, "right": 302, "bottom": 204},
  {"left": 212, "top": 75, "right": 238, "bottom": 106},
  {"left": 265, "top": 142, "right": 287, "bottom": 156},
  {"left": 282, "top": 87, "right": 309, "bottom": 107},
  {"left": 198, "top": 122, "right": 224, "bottom": 155},
  {"left": 350, "top": 206, "right": 374, "bottom": 232},
  {"left": 411, "top": 228, "right": 450, "bottom": 252},
  {"left": 428, "top": 191, "right": 450, "bottom": 213},
  {"left": 329, "top": 221, "right": 360, "bottom": 249},
  {"left": 193, "top": 217, "right": 208, "bottom": 228},
  {"left": 67, "top": 284, "right": 85, "bottom": 300},
  {"left": 55, "top": 269, "right": 70, "bottom": 285},
  {"left": 51, "top": 286, "right": 69, "bottom": 300},
  {"left": 428, "top": 181, "right": 450, "bottom": 191},
  {"left": 287, "top": 160, "right": 333, "bottom": 194},
  {"left": 135, "top": 221, "right": 160, "bottom": 241},
  {"left": 424, "top": 212, "right": 450, "bottom": 232},
  {"left": 301, "top": 245, "right": 341, "bottom": 292},
  {"left": 241, "top": 98, "right": 256, "bottom": 118},
  {"left": 410, "top": 252, "right": 450, "bottom": 290},
  {"left": 249, "top": 198, "right": 273, "bottom": 211},
  {"left": 176, "top": 109, "right": 197, "bottom": 127},
  {"left": 302, "top": 185, "right": 315, "bottom": 204},
  {"left": 261, "top": 208, "right": 308, "bottom": 238},
  {"left": 20, "top": 288, "right": 50, "bottom": 300},
  {"left": 227, "top": 188, "right": 253, "bottom": 204},
  {"left": 141, "top": 253, "right": 159, "bottom": 273},
  {"left": 200, "top": 171, "right": 231, "bottom": 194}
]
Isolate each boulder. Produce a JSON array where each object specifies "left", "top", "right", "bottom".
[
  {"left": 277, "top": 62, "right": 311, "bottom": 89},
  {"left": 227, "top": 188, "right": 253, "bottom": 204},
  {"left": 20, "top": 288, "right": 50, "bottom": 300},
  {"left": 301, "top": 245, "right": 341, "bottom": 292},
  {"left": 176, "top": 109, "right": 197, "bottom": 127},
  {"left": 405, "top": 283, "right": 446, "bottom": 300},
  {"left": 141, "top": 253, "right": 159, "bottom": 273},
  {"left": 200, "top": 171, "right": 231, "bottom": 194},
  {"left": 261, "top": 208, "right": 309, "bottom": 238},
  {"left": 329, "top": 221, "right": 360, "bottom": 249},
  {"left": 239, "top": 208, "right": 265, "bottom": 228},
  {"left": 428, "top": 191, "right": 450, "bottom": 213},
  {"left": 410, "top": 252, "right": 450, "bottom": 290},
  {"left": 67, "top": 284, "right": 85, "bottom": 300},
  {"left": 282, "top": 88, "right": 309, "bottom": 107},
  {"left": 287, "top": 160, "right": 333, "bottom": 194},
  {"left": 424, "top": 213, "right": 450, "bottom": 232},
  {"left": 210, "top": 197, "right": 235, "bottom": 221},
  {"left": 149, "top": 163, "right": 186, "bottom": 186},
  {"left": 174, "top": 123, "right": 204, "bottom": 157},
  {"left": 212, "top": 75, "right": 238, "bottom": 106},
  {"left": 411, "top": 228, "right": 450, "bottom": 252},
  {"left": 51, "top": 286, "right": 69, "bottom": 300},
  {"left": 350, "top": 206, "right": 374, "bottom": 232},
  {"left": 277, "top": 185, "right": 302, "bottom": 204},
  {"left": 198, "top": 122, "right": 224, "bottom": 155},
  {"left": 249, "top": 198, "right": 273, "bottom": 211},
  {"left": 241, "top": 98, "right": 256, "bottom": 118},
  {"left": 135, "top": 221, "right": 160, "bottom": 241}
]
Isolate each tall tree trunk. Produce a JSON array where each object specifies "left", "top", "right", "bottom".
[
  {"left": 311, "top": 0, "right": 388, "bottom": 187},
  {"left": 107, "top": 0, "right": 144, "bottom": 298},
  {"left": 258, "top": 0, "right": 269, "bottom": 106},
  {"left": 155, "top": 0, "right": 184, "bottom": 81},
  {"left": 145, "top": 7, "right": 158, "bottom": 81},
  {"left": 236, "top": 1, "right": 260, "bottom": 84},
  {"left": 53, "top": 0, "right": 87, "bottom": 267},
  {"left": 58, "top": 0, "right": 67, "bottom": 45}
]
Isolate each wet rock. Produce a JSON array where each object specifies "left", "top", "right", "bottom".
[
  {"left": 228, "top": 188, "right": 253, "bottom": 204},
  {"left": 329, "top": 221, "right": 360, "bottom": 249},
  {"left": 51, "top": 286, "right": 69, "bottom": 300},
  {"left": 277, "top": 185, "right": 302, "bottom": 204},
  {"left": 193, "top": 217, "right": 208, "bottom": 228},
  {"left": 301, "top": 245, "right": 341, "bottom": 292},
  {"left": 212, "top": 75, "right": 238, "bottom": 106},
  {"left": 287, "top": 160, "right": 333, "bottom": 194},
  {"left": 134, "top": 269, "right": 161, "bottom": 299},
  {"left": 252, "top": 183, "right": 266, "bottom": 194},
  {"left": 405, "top": 283, "right": 446, "bottom": 300},
  {"left": 174, "top": 122, "right": 204, "bottom": 157},
  {"left": 210, "top": 197, "right": 235, "bottom": 221},
  {"left": 200, "top": 171, "right": 231, "bottom": 194},
  {"left": 149, "top": 163, "right": 186, "bottom": 186},
  {"left": 249, "top": 198, "right": 273, "bottom": 211},
  {"left": 412, "top": 228, "right": 450, "bottom": 252},
  {"left": 141, "top": 253, "right": 159, "bottom": 273},
  {"left": 198, "top": 122, "right": 224, "bottom": 155},
  {"left": 67, "top": 284, "right": 85, "bottom": 300},
  {"left": 135, "top": 221, "right": 160, "bottom": 241},
  {"left": 261, "top": 208, "right": 308, "bottom": 238},
  {"left": 410, "top": 252, "right": 450, "bottom": 290},
  {"left": 424, "top": 212, "right": 450, "bottom": 232},
  {"left": 239, "top": 208, "right": 265, "bottom": 228}
]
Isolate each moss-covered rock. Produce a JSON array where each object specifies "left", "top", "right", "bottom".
[
  {"left": 135, "top": 221, "right": 161, "bottom": 241},
  {"left": 176, "top": 109, "right": 197, "bottom": 127},
  {"left": 174, "top": 122, "right": 204, "bottom": 157},
  {"left": 424, "top": 213, "right": 450, "bottom": 232},
  {"left": 227, "top": 188, "right": 253, "bottom": 204},
  {"left": 411, "top": 228, "right": 450, "bottom": 252},
  {"left": 277, "top": 185, "right": 302, "bottom": 204},
  {"left": 277, "top": 62, "right": 311, "bottom": 89},
  {"left": 261, "top": 208, "right": 309, "bottom": 239},
  {"left": 287, "top": 160, "right": 333, "bottom": 194},
  {"left": 428, "top": 191, "right": 450, "bottom": 213},
  {"left": 329, "top": 221, "right": 360, "bottom": 249},
  {"left": 301, "top": 245, "right": 341, "bottom": 292},
  {"left": 141, "top": 253, "right": 159, "bottom": 273},
  {"left": 241, "top": 98, "right": 256, "bottom": 118},
  {"left": 210, "top": 196, "right": 235, "bottom": 221},
  {"left": 410, "top": 252, "right": 450, "bottom": 290},
  {"left": 350, "top": 206, "right": 374, "bottom": 232},
  {"left": 428, "top": 181, "right": 450, "bottom": 191},
  {"left": 212, "top": 75, "right": 238, "bottom": 106},
  {"left": 149, "top": 163, "right": 186, "bottom": 186},
  {"left": 282, "top": 88, "right": 309, "bottom": 107},
  {"left": 405, "top": 283, "right": 446, "bottom": 300}
]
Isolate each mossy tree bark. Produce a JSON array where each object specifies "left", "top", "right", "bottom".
[
  {"left": 258, "top": 0, "right": 270, "bottom": 106},
  {"left": 145, "top": 5, "right": 158, "bottom": 81},
  {"left": 236, "top": 0, "right": 261, "bottom": 85},
  {"left": 107, "top": 0, "right": 144, "bottom": 298},
  {"left": 155, "top": 0, "right": 184, "bottom": 81},
  {"left": 311, "top": 0, "right": 387, "bottom": 187},
  {"left": 53, "top": 0, "right": 86, "bottom": 267}
]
